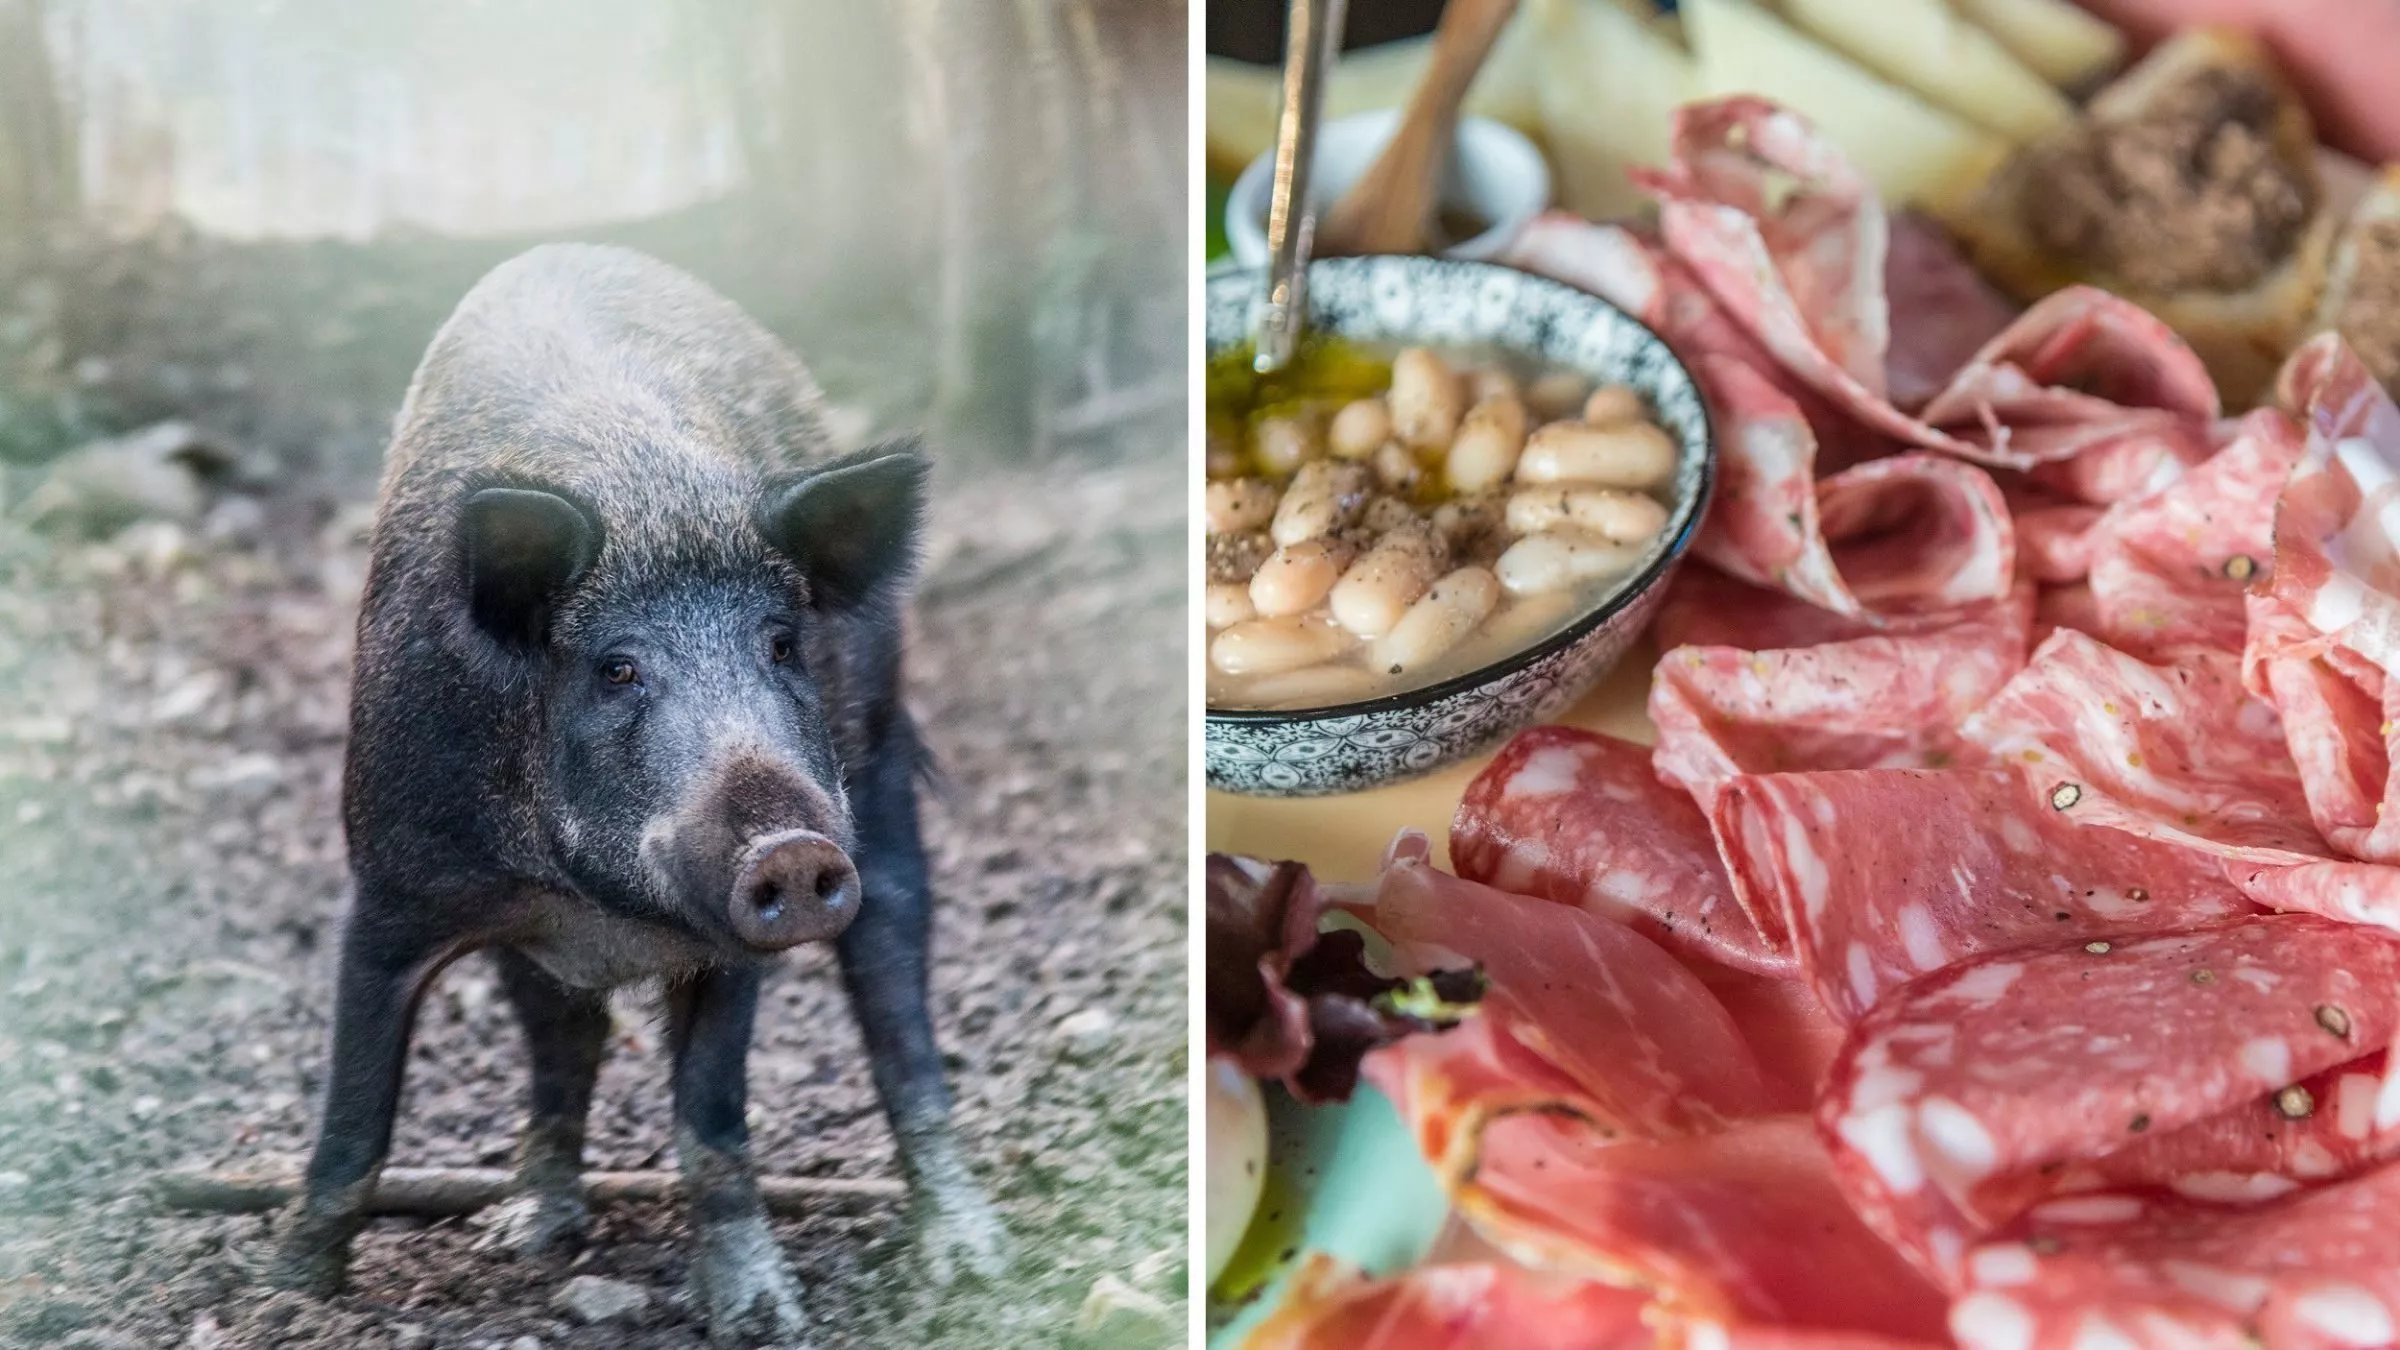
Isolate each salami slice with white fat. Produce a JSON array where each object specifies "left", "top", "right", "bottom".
[
  {"left": 1699, "top": 354, "right": 2015, "bottom": 621},
  {"left": 1710, "top": 767, "right": 2251, "bottom": 1023},
  {"left": 1818, "top": 915, "right": 2400, "bottom": 1284},
  {"left": 1961, "top": 629, "right": 2326, "bottom": 864},
  {"left": 1451, "top": 726, "right": 1789, "bottom": 976},
  {"left": 1651, "top": 581, "right": 2034, "bottom": 811},
  {"left": 1953, "top": 1158, "right": 2400, "bottom": 1350},
  {"left": 2243, "top": 336, "right": 2400, "bottom": 870},
  {"left": 1635, "top": 99, "right": 2218, "bottom": 477},
  {"left": 2083, "top": 407, "right": 2302, "bottom": 662}
]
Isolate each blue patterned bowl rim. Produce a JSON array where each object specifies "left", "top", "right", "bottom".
[{"left": 1205, "top": 255, "right": 1717, "bottom": 726}]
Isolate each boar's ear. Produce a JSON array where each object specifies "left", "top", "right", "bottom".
[
  {"left": 461, "top": 487, "right": 600, "bottom": 646},
  {"left": 760, "top": 440, "right": 930, "bottom": 610}
]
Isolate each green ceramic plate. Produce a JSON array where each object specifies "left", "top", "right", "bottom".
[{"left": 1206, "top": 1084, "right": 1450, "bottom": 1346}]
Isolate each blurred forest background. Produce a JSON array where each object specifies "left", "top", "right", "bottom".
[{"left": 0, "top": 0, "right": 1185, "bottom": 486}]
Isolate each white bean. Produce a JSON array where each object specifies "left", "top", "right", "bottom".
[
  {"left": 1370, "top": 567, "right": 1500, "bottom": 677},
  {"left": 1269, "top": 460, "right": 1371, "bottom": 546},
  {"left": 1205, "top": 581, "right": 1256, "bottom": 630},
  {"left": 1466, "top": 368, "right": 1521, "bottom": 406},
  {"left": 1444, "top": 395, "right": 1529, "bottom": 493},
  {"left": 1210, "top": 613, "right": 1355, "bottom": 676},
  {"left": 1389, "top": 347, "right": 1464, "bottom": 448},
  {"left": 1206, "top": 478, "right": 1279, "bottom": 535},
  {"left": 1431, "top": 492, "right": 1507, "bottom": 565},
  {"left": 1226, "top": 661, "right": 1384, "bottom": 710},
  {"left": 1475, "top": 590, "right": 1579, "bottom": 655},
  {"left": 1248, "top": 536, "right": 1356, "bottom": 617},
  {"left": 1495, "top": 527, "right": 1644, "bottom": 596},
  {"left": 1360, "top": 495, "right": 1418, "bottom": 535},
  {"left": 1526, "top": 371, "right": 1592, "bottom": 423},
  {"left": 1504, "top": 486, "right": 1669, "bottom": 544},
  {"left": 1329, "top": 523, "right": 1448, "bottom": 639},
  {"left": 1328, "top": 399, "right": 1392, "bottom": 459},
  {"left": 1253, "top": 413, "right": 1323, "bottom": 475},
  {"left": 1514, "top": 421, "right": 1677, "bottom": 489},
  {"left": 1583, "top": 384, "right": 1649, "bottom": 426},
  {"left": 1372, "top": 440, "right": 1425, "bottom": 494}
]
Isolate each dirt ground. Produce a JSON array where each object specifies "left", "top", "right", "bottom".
[{"left": 0, "top": 426, "right": 1188, "bottom": 1348}]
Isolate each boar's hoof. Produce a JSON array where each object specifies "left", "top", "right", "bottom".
[
  {"left": 689, "top": 1213, "right": 808, "bottom": 1347},
  {"left": 265, "top": 1215, "right": 357, "bottom": 1298},
  {"left": 914, "top": 1183, "right": 1009, "bottom": 1286},
  {"left": 479, "top": 1188, "right": 590, "bottom": 1260}
]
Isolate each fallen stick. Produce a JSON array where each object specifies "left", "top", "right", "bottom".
[{"left": 151, "top": 1166, "right": 905, "bottom": 1217}]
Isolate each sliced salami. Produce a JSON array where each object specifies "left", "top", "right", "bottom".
[
  {"left": 2012, "top": 500, "right": 2108, "bottom": 585},
  {"left": 1817, "top": 915, "right": 2400, "bottom": 1283},
  {"left": 2084, "top": 408, "right": 2303, "bottom": 662},
  {"left": 1952, "top": 1159, "right": 2400, "bottom": 1350},
  {"left": 1450, "top": 726, "right": 1789, "bottom": 977},
  {"left": 1635, "top": 99, "right": 2218, "bottom": 475},
  {"left": 1961, "top": 629, "right": 2327, "bottom": 864},
  {"left": 1694, "top": 355, "right": 2015, "bottom": 622},
  {"left": 1883, "top": 211, "right": 2020, "bottom": 408},
  {"left": 1651, "top": 581, "right": 2034, "bottom": 811},
  {"left": 2245, "top": 336, "right": 2400, "bottom": 868},
  {"left": 1460, "top": 1113, "right": 1950, "bottom": 1340},
  {"left": 1710, "top": 767, "right": 2251, "bottom": 1023}
]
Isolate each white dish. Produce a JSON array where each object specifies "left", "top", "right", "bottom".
[{"left": 1223, "top": 110, "right": 1551, "bottom": 267}]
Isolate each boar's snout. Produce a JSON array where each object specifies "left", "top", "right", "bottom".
[{"left": 728, "top": 829, "right": 860, "bottom": 949}]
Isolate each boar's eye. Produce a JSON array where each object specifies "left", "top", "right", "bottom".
[
  {"left": 599, "top": 657, "right": 639, "bottom": 687},
  {"left": 769, "top": 633, "right": 795, "bottom": 664}
]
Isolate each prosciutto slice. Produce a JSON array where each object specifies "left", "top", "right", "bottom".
[
  {"left": 1817, "top": 915, "right": 2400, "bottom": 1283},
  {"left": 1371, "top": 835, "right": 1787, "bottom": 1135},
  {"left": 1242, "top": 1255, "right": 1653, "bottom": 1350},
  {"left": 1450, "top": 725, "right": 1788, "bottom": 976},
  {"left": 1711, "top": 767, "right": 2251, "bottom": 1022},
  {"left": 1460, "top": 1113, "right": 1950, "bottom": 1341}
]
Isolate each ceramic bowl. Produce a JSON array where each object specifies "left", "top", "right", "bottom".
[
  {"left": 1224, "top": 111, "right": 1549, "bottom": 267},
  {"left": 1205, "top": 256, "right": 1715, "bottom": 797}
]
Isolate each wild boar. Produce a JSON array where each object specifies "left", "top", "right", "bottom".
[{"left": 269, "top": 244, "right": 1005, "bottom": 1343}]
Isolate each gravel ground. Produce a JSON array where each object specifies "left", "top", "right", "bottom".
[{"left": 0, "top": 441, "right": 1188, "bottom": 1348}]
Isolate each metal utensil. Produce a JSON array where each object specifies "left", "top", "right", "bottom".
[{"left": 1252, "top": 0, "right": 1348, "bottom": 373}]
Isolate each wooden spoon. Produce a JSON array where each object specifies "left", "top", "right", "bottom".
[{"left": 1316, "top": 0, "right": 1521, "bottom": 257}]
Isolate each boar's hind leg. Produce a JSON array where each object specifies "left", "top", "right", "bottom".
[
  {"left": 269, "top": 905, "right": 447, "bottom": 1296},
  {"left": 665, "top": 967, "right": 808, "bottom": 1345},
  {"left": 840, "top": 713, "right": 1009, "bottom": 1284},
  {"left": 487, "top": 948, "right": 609, "bottom": 1258}
]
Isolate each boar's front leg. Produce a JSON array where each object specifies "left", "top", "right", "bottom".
[
  {"left": 840, "top": 713, "right": 1008, "bottom": 1284},
  {"left": 486, "top": 948, "right": 611, "bottom": 1258},
  {"left": 665, "top": 966, "right": 808, "bottom": 1346},
  {"left": 270, "top": 899, "right": 449, "bottom": 1296}
]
